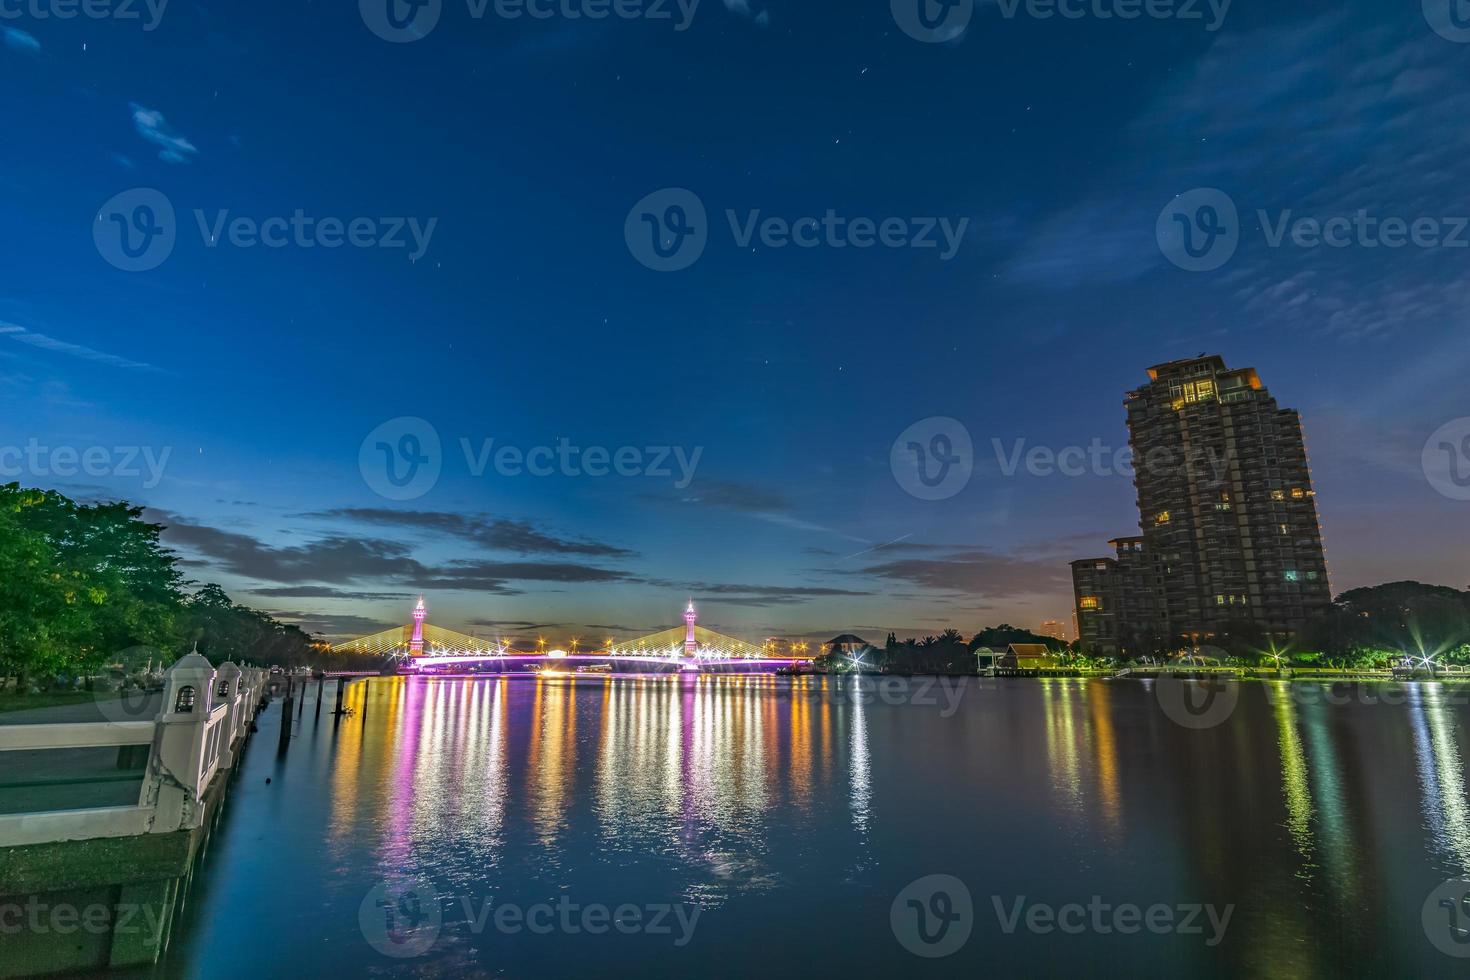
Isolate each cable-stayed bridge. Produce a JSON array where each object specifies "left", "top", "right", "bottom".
[{"left": 330, "top": 599, "right": 809, "bottom": 673}]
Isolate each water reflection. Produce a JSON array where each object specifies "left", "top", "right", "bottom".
[
  {"left": 1410, "top": 683, "right": 1470, "bottom": 875},
  {"left": 160, "top": 675, "right": 1470, "bottom": 979}
]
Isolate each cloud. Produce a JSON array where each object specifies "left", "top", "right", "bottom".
[
  {"left": 129, "top": 103, "right": 198, "bottom": 164},
  {"left": 851, "top": 549, "right": 1070, "bottom": 598},
  {"left": 263, "top": 610, "right": 396, "bottom": 640},
  {"left": 1000, "top": 12, "right": 1470, "bottom": 338},
  {"left": 306, "top": 508, "right": 635, "bottom": 558},
  {"left": 249, "top": 586, "right": 412, "bottom": 601},
  {"left": 0, "top": 322, "right": 158, "bottom": 371},
  {"left": 642, "top": 579, "right": 872, "bottom": 607},
  {"left": 3, "top": 28, "right": 40, "bottom": 53},
  {"left": 150, "top": 511, "right": 634, "bottom": 595},
  {"left": 643, "top": 480, "right": 862, "bottom": 538}
]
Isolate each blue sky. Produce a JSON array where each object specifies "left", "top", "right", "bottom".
[{"left": 2, "top": 1, "right": 1468, "bottom": 645}]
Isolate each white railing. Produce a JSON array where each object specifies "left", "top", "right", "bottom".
[{"left": 0, "top": 657, "right": 268, "bottom": 848}]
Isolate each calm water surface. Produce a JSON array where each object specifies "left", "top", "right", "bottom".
[{"left": 148, "top": 675, "right": 1470, "bottom": 977}]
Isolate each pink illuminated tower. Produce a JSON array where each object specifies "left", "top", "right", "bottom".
[
  {"left": 410, "top": 597, "right": 427, "bottom": 657},
  {"left": 684, "top": 599, "right": 698, "bottom": 656}
]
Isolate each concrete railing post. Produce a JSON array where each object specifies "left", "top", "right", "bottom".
[
  {"left": 152, "top": 650, "right": 216, "bottom": 833},
  {"left": 214, "top": 662, "right": 243, "bottom": 768}
]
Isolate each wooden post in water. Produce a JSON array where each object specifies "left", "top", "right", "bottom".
[
  {"left": 334, "top": 678, "right": 345, "bottom": 715},
  {"left": 360, "top": 679, "right": 369, "bottom": 728},
  {"left": 277, "top": 677, "right": 295, "bottom": 754}
]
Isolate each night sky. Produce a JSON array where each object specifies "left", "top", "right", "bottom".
[{"left": 2, "top": 0, "right": 1467, "bottom": 647}]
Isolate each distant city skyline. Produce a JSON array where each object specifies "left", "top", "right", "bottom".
[{"left": 2, "top": 5, "right": 1467, "bottom": 645}]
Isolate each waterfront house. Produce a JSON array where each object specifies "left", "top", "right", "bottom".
[{"left": 997, "top": 644, "right": 1066, "bottom": 671}]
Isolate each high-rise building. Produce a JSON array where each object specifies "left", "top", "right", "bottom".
[
  {"left": 1072, "top": 355, "right": 1330, "bottom": 653},
  {"left": 1038, "top": 620, "right": 1067, "bottom": 642}
]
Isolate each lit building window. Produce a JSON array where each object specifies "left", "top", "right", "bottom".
[
  {"left": 1291, "top": 488, "right": 1305, "bottom": 499},
  {"left": 1154, "top": 511, "right": 1171, "bottom": 525},
  {"left": 1079, "top": 596, "right": 1101, "bottom": 610},
  {"left": 1284, "top": 570, "right": 1300, "bottom": 583},
  {"left": 1271, "top": 489, "right": 1286, "bottom": 501}
]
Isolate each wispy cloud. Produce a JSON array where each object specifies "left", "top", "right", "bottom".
[
  {"left": 305, "top": 508, "right": 635, "bottom": 558},
  {"left": 129, "top": 103, "right": 198, "bottom": 164},
  {"left": 2, "top": 28, "right": 40, "bottom": 54},
  {"left": 0, "top": 322, "right": 158, "bottom": 371}
]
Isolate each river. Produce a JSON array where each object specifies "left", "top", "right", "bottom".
[{"left": 146, "top": 674, "right": 1470, "bottom": 977}]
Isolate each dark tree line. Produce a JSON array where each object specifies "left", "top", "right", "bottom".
[{"left": 0, "top": 483, "right": 370, "bottom": 690}]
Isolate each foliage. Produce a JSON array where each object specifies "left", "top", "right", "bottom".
[
  {"left": 1294, "top": 581, "right": 1470, "bottom": 667},
  {"left": 967, "top": 624, "right": 1067, "bottom": 653},
  {"left": 0, "top": 483, "right": 330, "bottom": 687}
]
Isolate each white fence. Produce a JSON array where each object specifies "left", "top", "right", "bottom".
[{"left": 0, "top": 654, "right": 268, "bottom": 848}]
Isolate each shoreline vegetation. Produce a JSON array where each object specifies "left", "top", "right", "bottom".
[{"left": 3, "top": 483, "right": 1468, "bottom": 702}]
